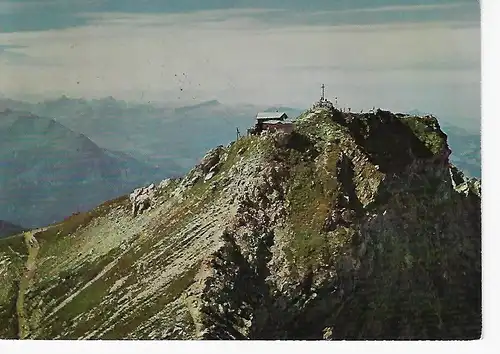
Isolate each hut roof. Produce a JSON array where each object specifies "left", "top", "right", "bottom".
[{"left": 256, "top": 112, "right": 288, "bottom": 121}]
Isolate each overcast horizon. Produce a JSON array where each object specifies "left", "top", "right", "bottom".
[{"left": 0, "top": 0, "right": 480, "bottom": 122}]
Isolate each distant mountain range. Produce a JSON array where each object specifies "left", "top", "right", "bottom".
[
  {"left": 0, "top": 220, "right": 26, "bottom": 238},
  {"left": 0, "top": 109, "right": 165, "bottom": 228},
  {"left": 0, "top": 98, "right": 480, "bottom": 179},
  {"left": 0, "top": 97, "right": 480, "bottom": 228},
  {"left": 0, "top": 97, "right": 303, "bottom": 174}
]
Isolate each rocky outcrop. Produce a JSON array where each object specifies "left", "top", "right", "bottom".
[
  {"left": 129, "top": 183, "right": 157, "bottom": 216},
  {"left": 312, "top": 98, "right": 335, "bottom": 112},
  {"left": 450, "top": 165, "right": 481, "bottom": 197},
  {"left": 0, "top": 105, "right": 481, "bottom": 340}
]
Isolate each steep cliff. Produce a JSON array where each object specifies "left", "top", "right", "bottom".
[{"left": 0, "top": 106, "right": 481, "bottom": 340}]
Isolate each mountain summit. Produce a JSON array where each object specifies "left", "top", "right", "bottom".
[{"left": 0, "top": 105, "right": 481, "bottom": 340}]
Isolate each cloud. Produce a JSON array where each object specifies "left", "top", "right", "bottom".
[
  {"left": 0, "top": 0, "right": 481, "bottom": 33},
  {"left": 0, "top": 1, "right": 39, "bottom": 14},
  {"left": 78, "top": 2, "right": 479, "bottom": 30},
  {"left": 0, "top": 44, "right": 34, "bottom": 64},
  {"left": 0, "top": 8, "right": 480, "bottom": 120},
  {"left": 0, "top": 43, "right": 59, "bottom": 67},
  {"left": 317, "top": 1, "right": 475, "bottom": 14}
]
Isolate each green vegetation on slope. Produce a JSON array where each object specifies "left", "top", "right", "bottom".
[
  {"left": 0, "top": 234, "right": 26, "bottom": 338},
  {"left": 402, "top": 115, "right": 447, "bottom": 155}
]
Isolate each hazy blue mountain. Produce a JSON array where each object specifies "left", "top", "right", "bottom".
[
  {"left": 0, "top": 220, "right": 26, "bottom": 238},
  {"left": 27, "top": 97, "right": 183, "bottom": 172},
  {"left": 1, "top": 97, "right": 273, "bottom": 173},
  {"left": 440, "top": 123, "right": 481, "bottom": 179},
  {"left": 0, "top": 97, "right": 305, "bottom": 173},
  {"left": 173, "top": 99, "right": 223, "bottom": 114},
  {"left": 0, "top": 98, "right": 480, "bottom": 181},
  {"left": 0, "top": 109, "right": 167, "bottom": 228}
]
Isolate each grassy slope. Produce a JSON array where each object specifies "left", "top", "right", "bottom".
[
  {"left": 16, "top": 231, "right": 40, "bottom": 339},
  {"left": 0, "top": 135, "right": 262, "bottom": 339},
  {"left": 0, "top": 233, "right": 26, "bottom": 338}
]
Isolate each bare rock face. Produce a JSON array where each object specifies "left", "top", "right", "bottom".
[
  {"left": 129, "top": 183, "right": 156, "bottom": 216},
  {"left": 0, "top": 106, "right": 481, "bottom": 340},
  {"left": 199, "top": 145, "right": 225, "bottom": 174}
]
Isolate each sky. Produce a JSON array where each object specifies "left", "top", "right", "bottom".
[{"left": 0, "top": 0, "right": 481, "bottom": 121}]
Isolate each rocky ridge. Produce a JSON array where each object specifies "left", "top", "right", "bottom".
[{"left": 0, "top": 105, "right": 481, "bottom": 340}]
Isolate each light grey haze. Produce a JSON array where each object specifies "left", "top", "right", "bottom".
[{"left": 0, "top": 0, "right": 480, "bottom": 124}]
